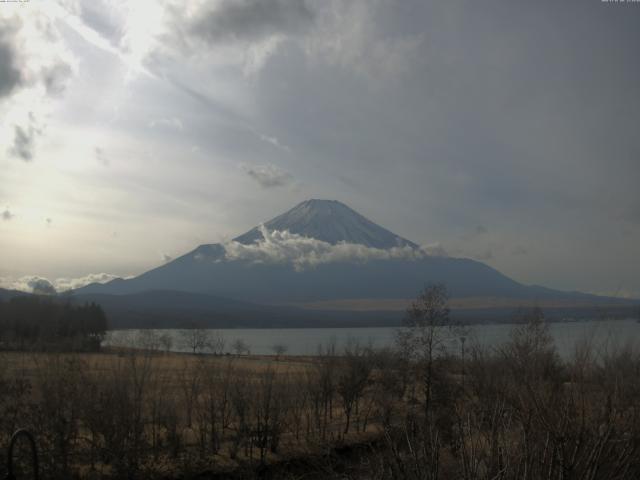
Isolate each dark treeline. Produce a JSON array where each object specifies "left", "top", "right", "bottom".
[{"left": 0, "top": 296, "right": 107, "bottom": 351}]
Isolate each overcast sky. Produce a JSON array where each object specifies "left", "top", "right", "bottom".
[{"left": 0, "top": 0, "right": 639, "bottom": 297}]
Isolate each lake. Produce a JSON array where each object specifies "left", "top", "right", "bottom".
[{"left": 104, "top": 318, "right": 640, "bottom": 358}]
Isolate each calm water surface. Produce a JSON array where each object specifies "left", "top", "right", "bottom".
[{"left": 104, "top": 318, "right": 640, "bottom": 358}]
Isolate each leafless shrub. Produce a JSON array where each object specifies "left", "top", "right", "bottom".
[
  {"left": 180, "top": 326, "right": 218, "bottom": 355},
  {"left": 232, "top": 338, "right": 250, "bottom": 356},
  {"left": 158, "top": 332, "right": 173, "bottom": 353},
  {"left": 0, "top": 354, "right": 32, "bottom": 449},
  {"left": 250, "top": 368, "right": 287, "bottom": 462},
  {"left": 193, "top": 357, "right": 236, "bottom": 458},
  {"left": 178, "top": 357, "right": 204, "bottom": 429},
  {"left": 369, "top": 348, "right": 408, "bottom": 428},
  {"left": 228, "top": 373, "right": 251, "bottom": 460},
  {"left": 337, "top": 341, "right": 372, "bottom": 434},
  {"left": 135, "top": 330, "right": 162, "bottom": 352},
  {"left": 272, "top": 343, "right": 288, "bottom": 360},
  {"left": 396, "top": 283, "right": 457, "bottom": 419},
  {"left": 30, "top": 355, "right": 85, "bottom": 478}
]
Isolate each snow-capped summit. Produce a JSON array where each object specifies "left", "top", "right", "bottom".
[{"left": 234, "top": 199, "right": 418, "bottom": 249}]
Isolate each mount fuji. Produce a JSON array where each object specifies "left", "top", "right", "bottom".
[
  {"left": 234, "top": 199, "right": 417, "bottom": 249},
  {"left": 71, "top": 199, "right": 635, "bottom": 327}
]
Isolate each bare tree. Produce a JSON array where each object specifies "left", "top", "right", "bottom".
[
  {"left": 271, "top": 343, "right": 288, "bottom": 360},
  {"left": 135, "top": 329, "right": 161, "bottom": 352},
  {"left": 196, "top": 358, "right": 235, "bottom": 456},
  {"left": 228, "top": 375, "right": 251, "bottom": 459},
  {"left": 178, "top": 357, "right": 204, "bottom": 428},
  {"left": 31, "top": 354, "right": 85, "bottom": 478},
  {"left": 287, "top": 374, "right": 309, "bottom": 441},
  {"left": 251, "top": 368, "right": 286, "bottom": 462},
  {"left": 180, "top": 326, "right": 211, "bottom": 354},
  {"left": 337, "top": 342, "right": 372, "bottom": 434},
  {"left": 158, "top": 332, "right": 173, "bottom": 353},
  {"left": 87, "top": 352, "right": 154, "bottom": 478},
  {"left": 210, "top": 331, "right": 226, "bottom": 355},
  {"left": 502, "top": 306, "right": 558, "bottom": 382},
  {"left": 232, "top": 338, "right": 250, "bottom": 356},
  {"left": 370, "top": 348, "right": 408, "bottom": 428},
  {"left": 309, "top": 342, "right": 338, "bottom": 441},
  {"left": 396, "top": 283, "right": 454, "bottom": 418}
]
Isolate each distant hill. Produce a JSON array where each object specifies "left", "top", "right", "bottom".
[{"left": 0, "top": 288, "right": 31, "bottom": 301}]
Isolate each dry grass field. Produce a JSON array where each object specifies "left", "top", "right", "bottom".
[
  {"left": 0, "top": 347, "right": 391, "bottom": 479},
  {"left": 2, "top": 349, "right": 316, "bottom": 377}
]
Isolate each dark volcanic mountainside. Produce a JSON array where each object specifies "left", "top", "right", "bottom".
[
  {"left": 77, "top": 252, "right": 527, "bottom": 302},
  {"left": 73, "top": 199, "right": 636, "bottom": 312}
]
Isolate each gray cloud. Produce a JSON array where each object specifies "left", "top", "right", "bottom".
[
  {"left": 42, "top": 62, "right": 73, "bottom": 96},
  {"left": 11, "top": 125, "right": 37, "bottom": 161},
  {"left": 446, "top": 245, "right": 495, "bottom": 262},
  {"left": 2, "top": 209, "right": 14, "bottom": 221},
  {"left": 0, "top": 10, "right": 75, "bottom": 162},
  {"left": 512, "top": 245, "right": 528, "bottom": 256},
  {"left": 95, "top": 147, "right": 109, "bottom": 166},
  {"left": 0, "top": 12, "right": 73, "bottom": 97},
  {"left": 473, "top": 250, "right": 494, "bottom": 262},
  {"left": 421, "top": 243, "right": 448, "bottom": 257},
  {"left": 149, "top": 117, "right": 184, "bottom": 131},
  {"left": 188, "top": 0, "right": 314, "bottom": 45},
  {"left": 258, "top": 133, "right": 291, "bottom": 152},
  {"left": 243, "top": 164, "right": 293, "bottom": 188},
  {"left": 0, "top": 34, "right": 21, "bottom": 97},
  {"left": 79, "top": 0, "right": 125, "bottom": 45},
  {"left": 27, "top": 277, "right": 57, "bottom": 295},
  {"left": 624, "top": 205, "right": 640, "bottom": 225}
]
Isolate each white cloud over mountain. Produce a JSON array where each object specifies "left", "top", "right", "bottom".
[
  {"left": 1, "top": 273, "right": 122, "bottom": 294},
  {"left": 222, "top": 225, "right": 434, "bottom": 271}
]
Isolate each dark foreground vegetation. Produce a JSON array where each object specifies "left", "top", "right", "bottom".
[
  {"left": 0, "top": 296, "right": 107, "bottom": 351},
  {"left": 0, "top": 286, "right": 639, "bottom": 479}
]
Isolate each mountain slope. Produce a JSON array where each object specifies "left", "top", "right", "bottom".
[
  {"left": 0, "top": 288, "right": 31, "bottom": 301},
  {"left": 77, "top": 252, "right": 525, "bottom": 301},
  {"left": 74, "top": 199, "right": 635, "bottom": 313}
]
